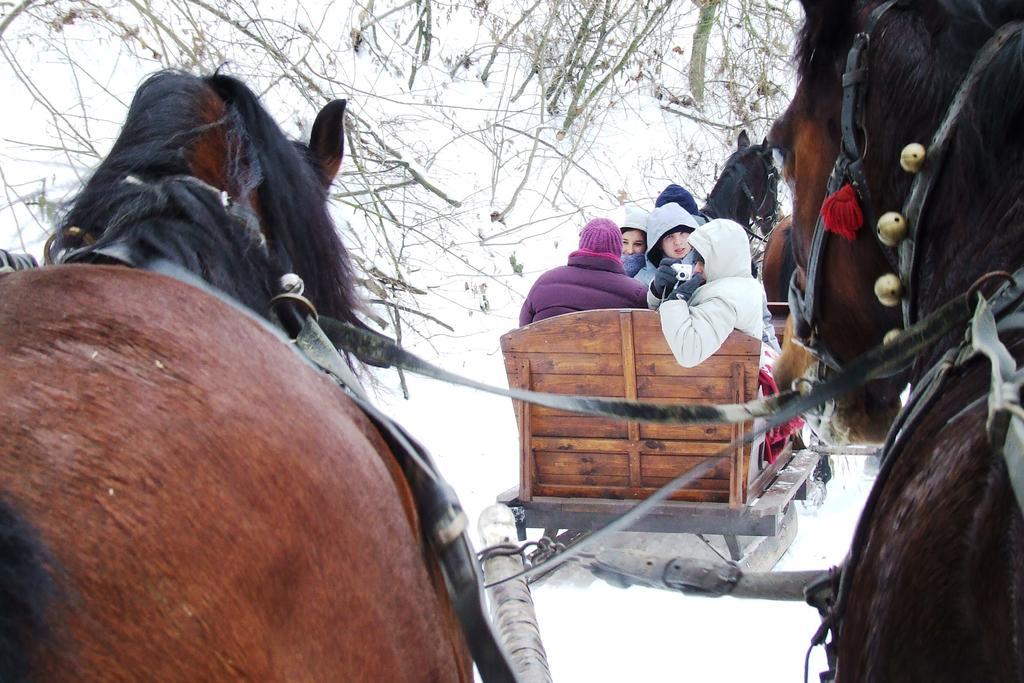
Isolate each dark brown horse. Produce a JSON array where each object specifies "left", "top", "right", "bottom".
[
  {"left": 701, "top": 130, "right": 779, "bottom": 237},
  {"left": 0, "top": 71, "right": 476, "bottom": 681},
  {"left": 771, "top": 0, "right": 1024, "bottom": 679}
]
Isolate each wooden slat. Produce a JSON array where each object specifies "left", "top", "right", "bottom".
[
  {"left": 621, "top": 312, "right": 641, "bottom": 491},
  {"left": 535, "top": 451, "right": 629, "bottom": 477},
  {"left": 635, "top": 354, "right": 747, "bottom": 377},
  {"left": 640, "top": 455, "right": 731, "bottom": 479},
  {"left": 639, "top": 422, "right": 733, "bottom": 441},
  {"left": 530, "top": 373, "right": 624, "bottom": 396},
  {"left": 533, "top": 482, "right": 729, "bottom": 503},
  {"left": 519, "top": 359, "right": 533, "bottom": 501},
  {"left": 537, "top": 473, "right": 630, "bottom": 487},
  {"left": 531, "top": 436, "right": 632, "bottom": 453},
  {"left": 516, "top": 352, "right": 623, "bottom": 375},
  {"left": 530, "top": 413, "right": 628, "bottom": 439},
  {"left": 639, "top": 440, "right": 746, "bottom": 456},
  {"left": 637, "top": 375, "right": 732, "bottom": 400},
  {"left": 730, "top": 361, "right": 744, "bottom": 506},
  {"left": 500, "top": 310, "right": 624, "bottom": 354},
  {"left": 639, "top": 476, "right": 731, "bottom": 492}
]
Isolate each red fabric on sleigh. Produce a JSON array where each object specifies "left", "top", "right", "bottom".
[{"left": 758, "top": 364, "right": 804, "bottom": 464}]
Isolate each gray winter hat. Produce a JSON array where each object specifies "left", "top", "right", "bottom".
[
  {"left": 645, "top": 203, "right": 700, "bottom": 265},
  {"left": 621, "top": 206, "right": 649, "bottom": 233}
]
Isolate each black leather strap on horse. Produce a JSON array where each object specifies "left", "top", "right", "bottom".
[
  {"left": 789, "top": 0, "right": 906, "bottom": 364},
  {"left": 791, "top": 5, "right": 1024, "bottom": 376},
  {"left": 896, "top": 20, "right": 1024, "bottom": 328}
]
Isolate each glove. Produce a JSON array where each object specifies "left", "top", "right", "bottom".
[
  {"left": 650, "top": 258, "right": 682, "bottom": 299},
  {"left": 671, "top": 272, "right": 705, "bottom": 302}
]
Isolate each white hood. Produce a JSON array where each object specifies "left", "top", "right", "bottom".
[{"left": 687, "top": 219, "right": 753, "bottom": 281}]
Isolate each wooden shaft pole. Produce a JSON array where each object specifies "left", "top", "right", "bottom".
[{"left": 479, "top": 504, "right": 553, "bottom": 683}]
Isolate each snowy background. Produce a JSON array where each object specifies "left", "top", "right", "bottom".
[{"left": 0, "top": 1, "right": 874, "bottom": 680}]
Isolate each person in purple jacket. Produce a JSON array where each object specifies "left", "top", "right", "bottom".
[{"left": 519, "top": 218, "right": 647, "bottom": 326}]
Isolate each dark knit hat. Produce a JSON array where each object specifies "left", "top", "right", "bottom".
[
  {"left": 578, "top": 218, "right": 621, "bottom": 256},
  {"left": 655, "top": 184, "right": 699, "bottom": 215}
]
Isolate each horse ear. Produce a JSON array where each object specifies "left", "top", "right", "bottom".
[
  {"left": 737, "top": 130, "right": 750, "bottom": 150},
  {"left": 308, "top": 99, "right": 347, "bottom": 187}
]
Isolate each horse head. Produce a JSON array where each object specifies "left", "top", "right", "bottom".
[
  {"left": 772, "top": 0, "right": 1024, "bottom": 441},
  {"left": 49, "top": 71, "right": 362, "bottom": 327},
  {"left": 702, "top": 130, "right": 779, "bottom": 236}
]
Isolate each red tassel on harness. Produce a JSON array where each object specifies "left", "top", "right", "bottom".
[{"left": 820, "top": 183, "right": 863, "bottom": 241}]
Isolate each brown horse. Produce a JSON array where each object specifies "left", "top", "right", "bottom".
[
  {"left": 0, "top": 71, "right": 478, "bottom": 681},
  {"left": 771, "top": 0, "right": 1024, "bottom": 680},
  {"left": 762, "top": 217, "right": 901, "bottom": 443},
  {"left": 760, "top": 216, "right": 794, "bottom": 302}
]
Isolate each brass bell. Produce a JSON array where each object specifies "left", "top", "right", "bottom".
[
  {"left": 877, "top": 211, "right": 908, "bottom": 247},
  {"left": 65, "top": 226, "right": 84, "bottom": 237},
  {"left": 900, "top": 143, "right": 926, "bottom": 173},
  {"left": 874, "top": 273, "right": 903, "bottom": 307},
  {"left": 883, "top": 329, "right": 901, "bottom": 345}
]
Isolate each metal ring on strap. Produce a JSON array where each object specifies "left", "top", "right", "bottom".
[{"left": 269, "top": 291, "right": 318, "bottom": 321}]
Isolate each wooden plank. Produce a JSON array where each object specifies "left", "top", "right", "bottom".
[
  {"left": 730, "top": 361, "right": 744, "bottom": 506},
  {"left": 639, "top": 422, "right": 733, "bottom": 441},
  {"left": 620, "top": 312, "right": 642, "bottom": 492},
  {"left": 537, "top": 473, "right": 630, "bottom": 488},
  {"left": 530, "top": 414, "right": 628, "bottom": 439},
  {"left": 519, "top": 359, "right": 533, "bottom": 502},
  {"left": 533, "top": 482, "right": 729, "bottom": 503},
  {"left": 751, "top": 449, "right": 820, "bottom": 513},
  {"left": 748, "top": 440, "right": 794, "bottom": 501},
  {"left": 517, "top": 352, "right": 623, "bottom": 375},
  {"left": 531, "top": 436, "right": 634, "bottom": 453},
  {"left": 639, "top": 455, "right": 731, "bottom": 479},
  {"left": 639, "top": 440, "right": 744, "bottom": 456},
  {"left": 638, "top": 477, "right": 731, "bottom": 492},
  {"left": 530, "top": 373, "right": 624, "bottom": 396},
  {"left": 635, "top": 354, "right": 746, "bottom": 377},
  {"left": 535, "top": 451, "right": 629, "bottom": 477},
  {"left": 637, "top": 375, "right": 732, "bottom": 400},
  {"left": 500, "top": 310, "right": 624, "bottom": 354}
]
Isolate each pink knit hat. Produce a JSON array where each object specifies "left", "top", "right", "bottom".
[{"left": 578, "top": 218, "right": 621, "bottom": 256}]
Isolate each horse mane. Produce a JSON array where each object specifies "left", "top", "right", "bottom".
[
  {"left": 56, "top": 70, "right": 363, "bottom": 325},
  {"left": 703, "top": 147, "right": 749, "bottom": 219},
  {"left": 0, "top": 498, "right": 56, "bottom": 683}
]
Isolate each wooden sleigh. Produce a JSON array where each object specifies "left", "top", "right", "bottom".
[{"left": 497, "top": 309, "right": 817, "bottom": 571}]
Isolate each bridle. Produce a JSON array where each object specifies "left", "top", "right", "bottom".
[
  {"left": 704, "top": 143, "right": 779, "bottom": 236},
  {"left": 788, "top": 0, "right": 1024, "bottom": 375}
]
